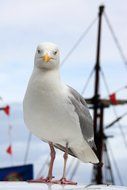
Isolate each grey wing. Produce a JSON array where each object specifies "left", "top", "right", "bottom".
[
  {"left": 41, "top": 139, "right": 76, "bottom": 157},
  {"left": 67, "top": 85, "right": 96, "bottom": 150}
]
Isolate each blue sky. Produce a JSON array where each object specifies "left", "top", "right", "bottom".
[{"left": 0, "top": 0, "right": 127, "bottom": 106}]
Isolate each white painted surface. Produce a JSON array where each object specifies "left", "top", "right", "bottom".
[{"left": 0, "top": 182, "right": 127, "bottom": 190}]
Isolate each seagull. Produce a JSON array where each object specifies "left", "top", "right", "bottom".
[{"left": 23, "top": 42, "right": 99, "bottom": 185}]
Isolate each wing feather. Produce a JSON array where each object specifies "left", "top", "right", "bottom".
[
  {"left": 54, "top": 144, "right": 76, "bottom": 157},
  {"left": 67, "top": 85, "right": 97, "bottom": 150}
]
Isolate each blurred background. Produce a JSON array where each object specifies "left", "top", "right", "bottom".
[{"left": 0, "top": 0, "right": 127, "bottom": 186}]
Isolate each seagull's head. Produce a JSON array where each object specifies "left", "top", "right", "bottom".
[{"left": 34, "top": 42, "right": 60, "bottom": 70}]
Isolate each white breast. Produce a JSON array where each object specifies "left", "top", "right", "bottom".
[{"left": 23, "top": 69, "right": 83, "bottom": 146}]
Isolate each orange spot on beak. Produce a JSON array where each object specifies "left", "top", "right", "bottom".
[{"left": 42, "top": 53, "right": 53, "bottom": 62}]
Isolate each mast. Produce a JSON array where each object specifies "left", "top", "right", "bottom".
[
  {"left": 68, "top": 4, "right": 127, "bottom": 185},
  {"left": 93, "top": 5, "right": 104, "bottom": 135},
  {"left": 85, "top": 5, "right": 127, "bottom": 184},
  {"left": 93, "top": 5, "right": 104, "bottom": 184},
  {"left": 86, "top": 5, "right": 114, "bottom": 184},
  {"left": 94, "top": 5, "right": 104, "bottom": 97}
]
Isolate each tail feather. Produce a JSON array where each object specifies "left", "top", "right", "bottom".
[{"left": 70, "top": 140, "right": 99, "bottom": 164}]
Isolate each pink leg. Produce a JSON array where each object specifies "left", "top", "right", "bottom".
[
  {"left": 48, "top": 143, "right": 77, "bottom": 185},
  {"left": 28, "top": 142, "right": 56, "bottom": 183},
  {"left": 47, "top": 142, "right": 56, "bottom": 181},
  {"left": 59, "top": 143, "right": 77, "bottom": 185}
]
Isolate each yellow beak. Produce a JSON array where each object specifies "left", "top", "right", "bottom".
[{"left": 42, "top": 53, "right": 52, "bottom": 62}]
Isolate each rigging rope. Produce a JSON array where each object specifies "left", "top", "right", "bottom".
[
  {"left": 66, "top": 157, "right": 76, "bottom": 176},
  {"left": 24, "top": 132, "right": 32, "bottom": 164},
  {"left": 105, "top": 85, "right": 127, "bottom": 99},
  {"left": 61, "top": 17, "right": 97, "bottom": 66},
  {"left": 114, "top": 85, "right": 127, "bottom": 94},
  {"left": 107, "top": 140, "right": 124, "bottom": 185},
  {"left": 8, "top": 124, "right": 13, "bottom": 166},
  {"left": 105, "top": 112, "right": 127, "bottom": 129},
  {"left": 3, "top": 104, "right": 14, "bottom": 166},
  {"left": 81, "top": 68, "right": 95, "bottom": 95},
  {"left": 104, "top": 12, "right": 127, "bottom": 71},
  {"left": 36, "top": 155, "right": 49, "bottom": 179},
  {"left": 69, "top": 160, "right": 80, "bottom": 180},
  {"left": 104, "top": 142, "right": 115, "bottom": 184}
]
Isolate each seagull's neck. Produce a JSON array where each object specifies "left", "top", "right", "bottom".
[
  {"left": 30, "top": 67, "right": 61, "bottom": 88},
  {"left": 33, "top": 67, "right": 60, "bottom": 78}
]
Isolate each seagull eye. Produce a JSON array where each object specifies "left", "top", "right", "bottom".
[
  {"left": 37, "top": 49, "right": 41, "bottom": 54},
  {"left": 53, "top": 50, "right": 57, "bottom": 55}
]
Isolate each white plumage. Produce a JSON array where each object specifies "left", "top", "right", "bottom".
[{"left": 23, "top": 42, "right": 99, "bottom": 181}]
